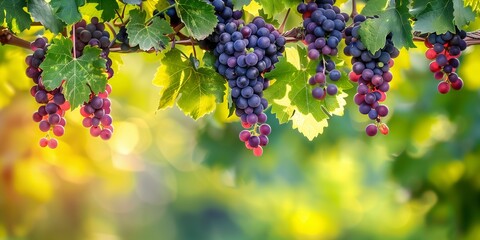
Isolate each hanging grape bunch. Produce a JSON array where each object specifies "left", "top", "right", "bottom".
[
  {"left": 297, "top": 0, "right": 348, "bottom": 100},
  {"left": 424, "top": 29, "right": 467, "bottom": 93},
  {"left": 74, "top": 17, "right": 115, "bottom": 140},
  {"left": 344, "top": 15, "right": 399, "bottom": 137},
  {"left": 27, "top": 37, "right": 70, "bottom": 149},
  {"left": 213, "top": 15, "right": 286, "bottom": 156}
]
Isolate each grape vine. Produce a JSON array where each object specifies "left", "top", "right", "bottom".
[{"left": 2, "top": 0, "right": 480, "bottom": 156}]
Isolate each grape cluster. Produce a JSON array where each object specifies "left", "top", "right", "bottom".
[
  {"left": 80, "top": 86, "right": 114, "bottom": 140},
  {"left": 344, "top": 15, "right": 399, "bottom": 136},
  {"left": 297, "top": 0, "right": 348, "bottom": 100},
  {"left": 213, "top": 17, "right": 286, "bottom": 156},
  {"left": 424, "top": 30, "right": 467, "bottom": 94},
  {"left": 27, "top": 37, "right": 71, "bottom": 149},
  {"left": 72, "top": 18, "right": 115, "bottom": 140},
  {"left": 198, "top": 0, "right": 243, "bottom": 50},
  {"left": 73, "top": 17, "right": 114, "bottom": 78}
]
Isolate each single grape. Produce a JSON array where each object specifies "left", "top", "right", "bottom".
[
  {"left": 259, "top": 124, "right": 271, "bottom": 135},
  {"left": 366, "top": 124, "right": 378, "bottom": 136},
  {"left": 48, "top": 138, "right": 58, "bottom": 149},
  {"left": 39, "top": 138, "right": 49, "bottom": 147}
]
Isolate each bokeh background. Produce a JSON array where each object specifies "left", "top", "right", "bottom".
[{"left": 2, "top": 6, "right": 480, "bottom": 240}]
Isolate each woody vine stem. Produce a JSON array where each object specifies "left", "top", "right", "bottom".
[{"left": 3, "top": 2, "right": 480, "bottom": 53}]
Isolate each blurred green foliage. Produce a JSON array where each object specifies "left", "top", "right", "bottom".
[{"left": 2, "top": 17, "right": 480, "bottom": 240}]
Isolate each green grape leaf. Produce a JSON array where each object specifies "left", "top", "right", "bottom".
[
  {"left": 258, "top": 9, "right": 279, "bottom": 26},
  {"left": 40, "top": 37, "right": 107, "bottom": 109},
  {"left": 126, "top": 9, "right": 174, "bottom": 51},
  {"left": 28, "top": 0, "right": 65, "bottom": 34},
  {"left": 360, "top": 0, "right": 415, "bottom": 53},
  {"left": 153, "top": 49, "right": 226, "bottom": 119},
  {"left": 410, "top": 0, "right": 431, "bottom": 16},
  {"left": 453, "top": 0, "right": 475, "bottom": 27},
  {"left": 232, "top": 0, "right": 252, "bottom": 10},
  {"left": 0, "top": 0, "right": 32, "bottom": 32},
  {"left": 465, "top": 0, "right": 480, "bottom": 13},
  {"left": 255, "top": 0, "right": 287, "bottom": 17},
  {"left": 202, "top": 51, "right": 216, "bottom": 68},
  {"left": 264, "top": 45, "right": 348, "bottom": 140},
  {"left": 413, "top": 0, "right": 455, "bottom": 33},
  {"left": 50, "top": 0, "right": 84, "bottom": 24},
  {"left": 176, "top": 0, "right": 217, "bottom": 40},
  {"left": 87, "top": 0, "right": 119, "bottom": 21}
]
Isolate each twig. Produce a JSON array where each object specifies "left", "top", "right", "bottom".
[
  {"left": 0, "top": 27, "right": 31, "bottom": 49},
  {"left": 278, "top": 8, "right": 291, "bottom": 34},
  {"left": 115, "top": 9, "right": 124, "bottom": 23}
]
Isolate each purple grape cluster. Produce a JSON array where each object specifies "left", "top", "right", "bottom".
[
  {"left": 198, "top": 0, "right": 244, "bottom": 50},
  {"left": 213, "top": 17, "right": 286, "bottom": 156},
  {"left": 297, "top": 0, "right": 348, "bottom": 100},
  {"left": 80, "top": 84, "right": 114, "bottom": 140},
  {"left": 72, "top": 17, "right": 114, "bottom": 78},
  {"left": 344, "top": 15, "right": 399, "bottom": 136},
  {"left": 27, "top": 37, "right": 70, "bottom": 149},
  {"left": 424, "top": 30, "right": 467, "bottom": 94},
  {"left": 72, "top": 18, "right": 115, "bottom": 140}
]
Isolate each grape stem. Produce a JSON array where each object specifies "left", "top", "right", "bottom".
[
  {"left": 351, "top": 0, "right": 358, "bottom": 18},
  {"left": 190, "top": 37, "right": 197, "bottom": 58},
  {"left": 146, "top": 4, "right": 175, "bottom": 25}
]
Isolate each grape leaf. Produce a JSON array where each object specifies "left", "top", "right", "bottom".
[
  {"left": 176, "top": 0, "right": 217, "bottom": 40},
  {"left": 153, "top": 49, "right": 225, "bottom": 120},
  {"left": 232, "top": 0, "right": 252, "bottom": 10},
  {"left": 413, "top": 0, "right": 455, "bottom": 33},
  {"left": 87, "top": 0, "right": 119, "bottom": 21},
  {"left": 465, "top": 0, "right": 480, "bottom": 13},
  {"left": 360, "top": 0, "right": 415, "bottom": 53},
  {"left": 255, "top": 0, "right": 287, "bottom": 17},
  {"left": 264, "top": 45, "right": 348, "bottom": 140},
  {"left": 126, "top": 9, "right": 174, "bottom": 51},
  {"left": 40, "top": 37, "right": 107, "bottom": 109},
  {"left": 0, "top": 0, "right": 32, "bottom": 32},
  {"left": 453, "top": 0, "right": 475, "bottom": 27},
  {"left": 28, "top": 0, "right": 65, "bottom": 34},
  {"left": 142, "top": 0, "right": 159, "bottom": 18},
  {"left": 410, "top": 0, "right": 431, "bottom": 16},
  {"left": 50, "top": 0, "right": 84, "bottom": 24}
]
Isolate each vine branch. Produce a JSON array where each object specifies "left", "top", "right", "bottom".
[
  {"left": 3, "top": 26, "right": 480, "bottom": 53},
  {"left": 0, "top": 27, "right": 31, "bottom": 49}
]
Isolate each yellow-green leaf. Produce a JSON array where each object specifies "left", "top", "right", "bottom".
[{"left": 153, "top": 49, "right": 225, "bottom": 119}]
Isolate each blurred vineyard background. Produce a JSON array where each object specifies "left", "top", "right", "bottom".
[{"left": 2, "top": 4, "right": 480, "bottom": 240}]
